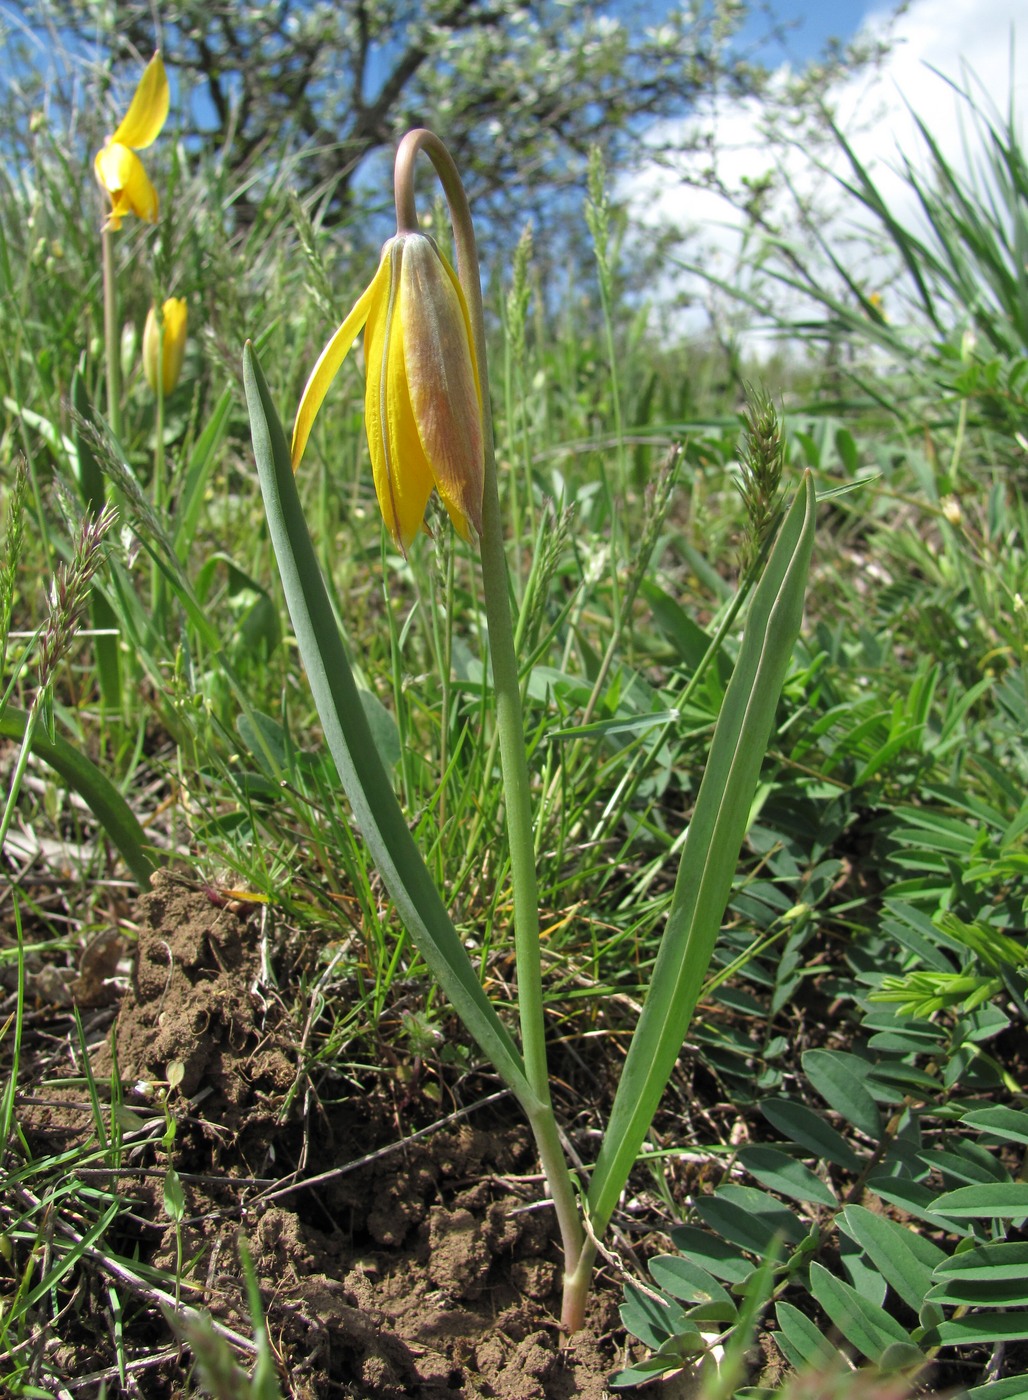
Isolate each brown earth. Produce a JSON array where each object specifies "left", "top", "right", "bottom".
[{"left": 14, "top": 871, "right": 664, "bottom": 1398}]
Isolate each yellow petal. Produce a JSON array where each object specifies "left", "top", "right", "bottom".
[
  {"left": 290, "top": 256, "right": 389, "bottom": 471},
  {"left": 364, "top": 243, "right": 434, "bottom": 553},
  {"left": 162, "top": 296, "right": 188, "bottom": 347},
  {"left": 399, "top": 237, "right": 484, "bottom": 540},
  {"left": 95, "top": 141, "right": 159, "bottom": 223},
  {"left": 143, "top": 297, "right": 188, "bottom": 394},
  {"left": 111, "top": 52, "right": 169, "bottom": 151}
]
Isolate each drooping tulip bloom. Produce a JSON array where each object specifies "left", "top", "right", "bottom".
[
  {"left": 143, "top": 297, "right": 188, "bottom": 394},
  {"left": 292, "top": 233, "right": 484, "bottom": 555},
  {"left": 94, "top": 52, "right": 169, "bottom": 231}
]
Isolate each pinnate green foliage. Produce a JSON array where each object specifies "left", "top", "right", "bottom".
[{"left": 614, "top": 917, "right": 1028, "bottom": 1389}]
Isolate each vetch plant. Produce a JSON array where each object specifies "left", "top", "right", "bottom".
[{"left": 244, "top": 129, "right": 817, "bottom": 1332}]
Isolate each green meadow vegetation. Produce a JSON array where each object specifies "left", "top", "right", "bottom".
[{"left": 1, "top": 4, "right": 1027, "bottom": 1396}]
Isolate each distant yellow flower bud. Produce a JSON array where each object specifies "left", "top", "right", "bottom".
[
  {"left": 941, "top": 495, "right": 962, "bottom": 527},
  {"left": 94, "top": 52, "right": 169, "bottom": 231},
  {"left": 143, "top": 297, "right": 188, "bottom": 395},
  {"left": 292, "top": 232, "right": 484, "bottom": 555}
]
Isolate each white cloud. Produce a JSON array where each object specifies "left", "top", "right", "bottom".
[
  {"left": 628, "top": 0, "right": 1026, "bottom": 345},
  {"left": 839, "top": 0, "right": 1025, "bottom": 198}
]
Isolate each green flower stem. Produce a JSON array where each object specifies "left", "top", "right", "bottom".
[
  {"left": 153, "top": 345, "right": 166, "bottom": 513},
  {"left": 151, "top": 336, "right": 167, "bottom": 627},
  {"left": 479, "top": 431, "right": 590, "bottom": 1325},
  {"left": 394, "top": 131, "right": 587, "bottom": 1321},
  {"left": 101, "top": 229, "right": 123, "bottom": 444}
]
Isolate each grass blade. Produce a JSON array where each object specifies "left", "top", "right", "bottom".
[
  {"left": 0, "top": 707, "right": 153, "bottom": 887},
  {"left": 587, "top": 472, "right": 817, "bottom": 1234}
]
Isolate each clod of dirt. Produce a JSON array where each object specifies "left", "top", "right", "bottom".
[
  {"left": 76, "top": 873, "right": 632, "bottom": 1395},
  {"left": 95, "top": 872, "right": 293, "bottom": 1132}
]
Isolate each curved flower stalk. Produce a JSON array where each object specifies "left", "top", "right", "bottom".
[
  {"left": 143, "top": 297, "right": 188, "bottom": 395},
  {"left": 94, "top": 51, "right": 169, "bottom": 231},
  {"left": 292, "top": 230, "right": 484, "bottom": 555},
  {"left": 249, "top": 127, "right": 819, "bottom": 1336}
]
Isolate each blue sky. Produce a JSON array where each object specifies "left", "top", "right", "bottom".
[
  {"left": 737, "top": 0, "right": 873, "bottom": 61},
  {"left": 625, "top": 0, "right": 1027, "bottom": 338}
]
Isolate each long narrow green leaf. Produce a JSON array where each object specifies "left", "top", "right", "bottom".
[
  {"left": 21, "top": 1200, "right": 121, "bottom": 1311},
  {"left": 648, "top": 1255, "right": 734, "bottom": 1309},
  {"left": 174, "top": 387, "right": 233, "bottom": 561},
  {"left": 925, "top": 1314, "right": 1028, "bottom": 1347},
  {"left": 0, "top": 708, "right": 153, "bottom": 888},
  {"left": 967, "top": 1380, "right": 1028, "bottom": 1400},
  {"left": 668, "top": 1225, "right": 753, "bottom": 1285},
  {"left": 802, "top": 1048, "right": 883, "bottom": 1139},
  {"left": 693, "top": 1184, "right": 806, "bottom": 1253},
  {"left": 932, "top": 1241, "right": 1028, "bottom": 1283},
  {"left": 243, "top": 343, "right": 533, "bottom": 1108},
  {"left": 587, "top": 473, "right": 817, "bottom": 1234},
  {"left": 926, "top": 1274, "right": 1028, "bottom": 1308},
  {"left": 962, "top": 1105, "right": 1028, "bottom": 1146},
  {"left": 761, "top": 1097, "right": 862, "bottom": 1171}
]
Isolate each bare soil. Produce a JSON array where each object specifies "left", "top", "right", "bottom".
[{"left": 15, "top": 872, "right": 642, "bottom": 1397}]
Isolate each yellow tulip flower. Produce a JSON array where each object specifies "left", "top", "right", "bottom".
[
  {"left": 292, "top": 232, "right": 484, "bottom": 555},
  {"left": 94, "top": 52, "right": 169, "bottom": 231},
  {"left": 143, "top": 297, "right": 188, "bottom": 394}
]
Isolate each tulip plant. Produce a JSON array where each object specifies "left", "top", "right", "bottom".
[
  {"left": 88, "top": 51, "right": 171, "bottom": 708},
  {"left": 94, "top": 50, "right": 169, "bottom": 441},
  {"left": 245, "top": 129, "right": 817, "bottom": 1333},
  {"left": 143, "top": 297, "right": 189, "bottom": 399}
]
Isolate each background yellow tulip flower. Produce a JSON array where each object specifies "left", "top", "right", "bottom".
[
  {"left": 94, "top": 52, "right": 169, "bottom": 230},
  {"left": 143, "top": 297, "right": 188, "bottom": 395}
]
